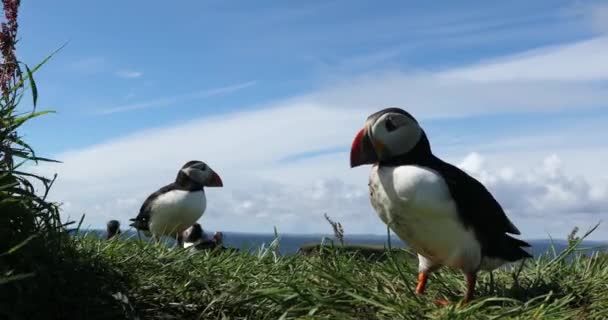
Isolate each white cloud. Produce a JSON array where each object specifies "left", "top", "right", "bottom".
[
  {"left": 439, "top": 36, "right": 608, "bottom": 82},
  {"left": 32, "top": 103, "right": 608, "bottom": 240},
  {"left": 116, "top": 70, "right": 143, "bottom": 79},
  {"left": 304, "top": 71, "right": 608, "bottom": 119},
  {"left": 458, "top": 153, "right": 608, "bottom": 219}
]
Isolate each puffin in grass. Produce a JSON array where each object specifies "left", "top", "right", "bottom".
[
  {"left": 129, "top": 160, "right": 223, "bottom": 245},
  {"left": 106, "top": 220, "right": 121, "bottom": 240},
  {"left": 181, "top": 223, "right": 225, "bottom": 251},
  {"left": 349, "top": 107, "right": 532, "bottom": 305}
]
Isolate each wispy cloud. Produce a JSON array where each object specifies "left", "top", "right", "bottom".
[
  {"left": 69, "top": 56, "right": 108, "bottom": 74},
  {"left": 115, "top": 70, "right": 143, "bottom": 79},
  {"left": 566, "top": 1, "right": 608, "bottom": 34},
  {"left": 278, "top": 146, "right": 346, "bottom": 163},
  {"left": 589, "top": 2, "right": 608, "bottom": 34},
  {"left": 69, "top": 58, "right": 144, "bottom": 80},
  {"left": 302, "top": 36, "right": 608, "bottom": 118},
  {"left": 94, "top": 80, "right": 257, "bottom": 115},
  {"left": 439, "top": 36, "right": 608, "bottom": 82}
]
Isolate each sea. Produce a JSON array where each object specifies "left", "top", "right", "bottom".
[{"left": 85, "top": 229, "right": 607, "bottom": 257}]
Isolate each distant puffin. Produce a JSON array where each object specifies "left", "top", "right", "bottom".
[
  {"left": 212, "top": 232, "right": 224, "bottom": 246},
  {"left": 129, "top": 160, "right": 223, "bottom": 243},
  {"left": 181, "top": 223, "right": 223, "bottom": 251},
  {"left": 181, "top": 223, "right": 208, "bottom": 248},
  {"left": 350, "top": 108, "right": 531, "bottom": 304},
  {"left": 106, "top": 220, "right": 121, "bottom": 239}
]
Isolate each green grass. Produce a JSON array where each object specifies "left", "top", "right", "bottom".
[
  {"left": 298, "top": 243, "right": 414, "bottom": 261},
  {"left": 25, "top": 232, "right": 603, "bottom": 320}
]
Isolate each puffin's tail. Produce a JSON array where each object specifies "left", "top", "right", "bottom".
[
  {"left": 501, "top": 234, "right": 533, "bottom": 261},
  {"left": 129, "top": 218, "right": 149, "bottom": 231}
]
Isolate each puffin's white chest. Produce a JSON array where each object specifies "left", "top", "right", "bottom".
[
  {"left": 369, "top": 165, "right": 481, "bottom": 271},
  {"left": 148, "top": 190, "right": 206, "bottom": 236}
]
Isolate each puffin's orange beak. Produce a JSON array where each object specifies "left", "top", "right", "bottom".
[{"left": 350, "top": 127, "right": 378, "bottom": 168}]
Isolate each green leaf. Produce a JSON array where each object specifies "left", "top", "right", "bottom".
[
  {"left": 10, "top": 110, "right": 55, "bottom": 131},
  {"left": 0, "top": 235, "right": 38, "bottom": 257},
  {"left": 0, "top": 273, "right": 36, "bottom": 285},
  {"left": 10, "top": 42, "right": 68, "bottom": 94},
  {"left": 30, "top": 156, "right": 61, "bottom": 163},
  {"left": 0, "top": 181, "right": 19, "bottom": 192},
  {"left": 12, "top": 136, "right": 36, "bottom": 156},
  {"left": 25, "top": 64, "right": 38, "bottom": 109}
]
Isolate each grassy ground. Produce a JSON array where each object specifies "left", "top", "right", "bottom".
[{"left": 38, "top": 233, "right": 605, "bottom": 320}]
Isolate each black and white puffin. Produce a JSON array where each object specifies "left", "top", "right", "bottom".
[
  {"left": 129, "top": 160, "right": 223, "bottom": 243},
  {"left": 181, "top": 223, "right": 224, "bottom": 251},
  {"left": 349, "top": 107, "right": 531, "bottom": 304},
  {"left": 181, "top": 222, "right": 208, "bottom": 249}
]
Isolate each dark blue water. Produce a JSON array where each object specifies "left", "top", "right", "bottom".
[{"left": 84, "top": 230, "right": 607, "bottom": 257}]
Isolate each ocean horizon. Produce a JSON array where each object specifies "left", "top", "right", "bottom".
[{"left": 82, "top": 229, "right": 607, "bottom": 257}]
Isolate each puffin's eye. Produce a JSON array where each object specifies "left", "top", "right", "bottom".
[{"left": 385, "top": 117, "right": 397, "bottom": 132}]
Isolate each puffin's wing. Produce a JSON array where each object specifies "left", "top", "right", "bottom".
[
  {"left": 430, "top": 158, "right": 532, "bottom": 260},
  {"left": 431, "top": 158, "right": 519, "bottom": 233},
  {"left": 129, "top": 184, "right": 174, "bottom": 230}
]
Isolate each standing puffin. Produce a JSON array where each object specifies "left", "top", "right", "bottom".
[
  {"left": 349, "top": 108, "right": 531, "bottom": 304},
  {"left": 129, "top": 160, "right": 223, "bottom": 243}
]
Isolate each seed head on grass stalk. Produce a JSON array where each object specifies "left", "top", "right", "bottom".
[
  {"left": 324, "top": 213, "right": 344, "bottom": 246},
  {"left": 0, "top": 0, "right": 20, "bottom": 98}
]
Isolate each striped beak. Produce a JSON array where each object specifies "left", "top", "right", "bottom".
[
  {"left": 350, "top": 127, "right": 378, "bottom": 168},
  {"left": 206, "top": 171, "right": 223, "bottom": 187}
]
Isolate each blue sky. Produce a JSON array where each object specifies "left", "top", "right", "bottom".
[{"left": 18, "top": 0, "right": 608, "bottom": 239}]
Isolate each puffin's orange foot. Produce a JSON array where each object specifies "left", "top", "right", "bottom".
[{"left": 415, "top": 272, "right": 429, "bottom": 295}]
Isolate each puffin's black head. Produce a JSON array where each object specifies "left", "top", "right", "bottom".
[
  {"left": 177, "top": 160, "right": 223, "bottom": 188},
  {"left": 106, "top": 220, "right": 121, "bottom": 239},
  {"left": 182, "top": 223, "right": 203, "bottom": 243},
  {"left": 350, "top": 107, "right": 429, "bottom": 167}
]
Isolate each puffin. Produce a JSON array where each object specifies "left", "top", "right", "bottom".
[
  {"left": 349, "top": 107, "right": 531, "bottom": 304},
  {"left": 181, "top": 223, "right": 208, "bottom": 248},
  {"left": 106, "top": 220, "right": 121, "bottom": 240},
  {"left": 212, "top": 232, "right": 224, "bottom": 246},
  {"left": 181, "top": 223, "right": 224, "bottom": 251},
  {"left": 129, "top": 160, "right": 223, "bottom": 244}
]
